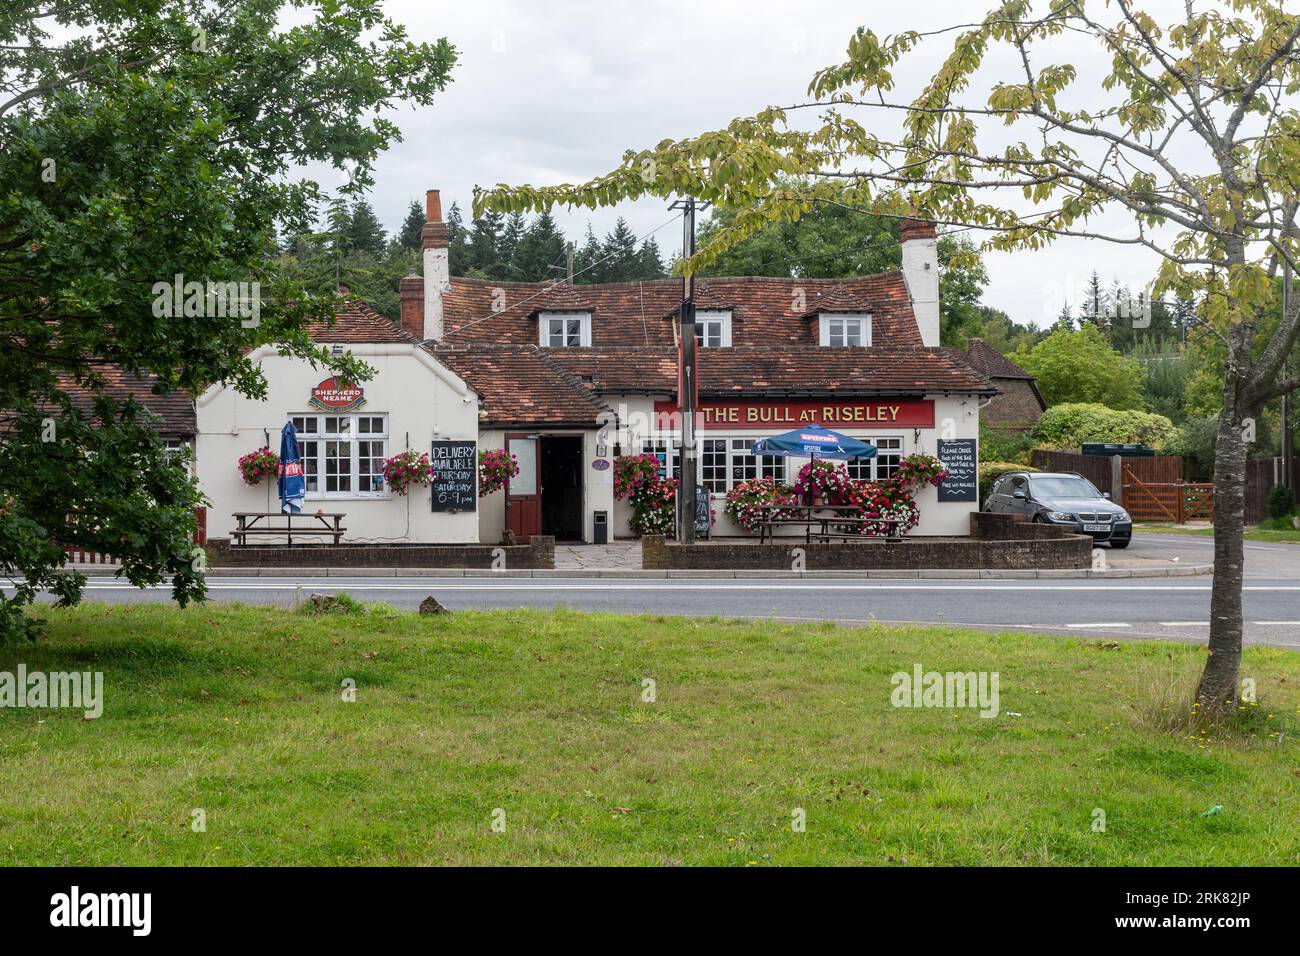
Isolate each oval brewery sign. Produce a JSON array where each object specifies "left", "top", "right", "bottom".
[{"left": 308, "top": 377, "right": 366, "bottom": 412}]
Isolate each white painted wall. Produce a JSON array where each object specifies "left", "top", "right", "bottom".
[
  {"left": 474, "top": 427, "right": 612, "bottom": 543},
  {"left": 477, "top": 427, "right": 508, "bottom": 543},
  {"left": 196, "top": 344, "right": 481, "bottom": 543},
  {"left": 605, "top": 392, "right": 980, "bottom": 538}
]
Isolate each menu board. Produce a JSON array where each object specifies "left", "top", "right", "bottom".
[
  {"left": 936, "top": 439, "right": 978, "bottom": 503},
  {"left": 430, "top": 440, "right": 477, "bottom": 512}
]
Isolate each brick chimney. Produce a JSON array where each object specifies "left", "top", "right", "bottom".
[
  {"left": 399, "top": 274, "right": 423, "bottom": 339},
  {"left": 900, "top": 216, "right": 940, "bottom": 347},
  {"left": 421, "top": 189, "right": 450, "bottom": 342}
]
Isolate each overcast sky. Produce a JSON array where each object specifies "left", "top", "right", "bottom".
[{"left": 326, "top": 0, "right": 1194, "bottom": 327}]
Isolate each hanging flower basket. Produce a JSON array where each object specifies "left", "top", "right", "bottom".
[
  {"left": 238, "top": 447, "right": 279, "bottom": 486},
  {"left": 478, "top": 448, "right": 519, "bottom": 497},
  {"left": 382, "top": 450, "right": 435, "bottom": 496},
  {"left": 893, "top": 453, "right": 948, "bottom": 489},
  {"left": 793, "top": 460, "right": 853, "bottom": 506}
]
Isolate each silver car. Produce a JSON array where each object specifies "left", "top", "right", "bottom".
[{"left": 984, "top": 472, "right": 1133, "bottom": 548}]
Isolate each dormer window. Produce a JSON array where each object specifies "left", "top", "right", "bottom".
[
  {"left": 539, "top": 311, "right": 591, "bottom": 348},
  {"left": 818, "top": 312, "right": 871, "bottom": 347},
  {"left": 693, "top": 310, "right": 732, "bottom": 348}
]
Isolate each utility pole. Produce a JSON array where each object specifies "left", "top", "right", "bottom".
[
  {"left": 671, "top": 197, "right": 703, "bottom": 543},
  {"left": 566, "top": 241, "right": 574, "bottom": 284},
  {"left": 1284, "top": 259, "right": 1294, "bottom": 491}
]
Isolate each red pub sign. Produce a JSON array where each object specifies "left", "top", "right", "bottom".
[
  {"left": 653, "top": 398, "right": 935, "bottom": 430},
  {"left": 308, "top": 377, "right": 366, "bottom": 412}
]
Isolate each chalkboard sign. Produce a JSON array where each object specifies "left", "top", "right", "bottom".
[
  {"left": 936, "top": 439, "right": 978, "bottom": 503},
  {"left": 675, "top": 484, "right": 712, "bottom": 539},
  {"left": 430, "top": 440, "right": 477, "bottom": 512}
]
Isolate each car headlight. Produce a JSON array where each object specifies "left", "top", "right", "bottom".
[
  {"left": 1115, "top": 510, "right": 1130, "bottom": 522},
  {"left": 1047, "top": 511, "right": 1075, "bottom": 521}
]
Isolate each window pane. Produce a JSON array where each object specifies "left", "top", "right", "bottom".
[
  {"left": 358, "top": 439, "right": 385, "bottom": 492},
  {"left": 701, "top": 439, "right": 728, "bottom": 493},
  {"left": 730, "top": 438, "right": 757, "bottom": 485},
  {"left": 325, "top": 440, "right": 351, "bottom": 492},
  {"left": 301, "top": 440, "right": 319, "bottom": 491},
  {"left": 565, "top": 319, "right": 581, "bottom": 346}
]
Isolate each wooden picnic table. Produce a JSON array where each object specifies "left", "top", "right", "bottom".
[
  {"left": 231, "top": 512, "right": 346, "bottom": 547},
  {"left": 756, "top": 504, "right": 901, "bottom": 544}
]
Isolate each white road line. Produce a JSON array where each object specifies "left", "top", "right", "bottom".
[
  {"left": 1065, "top": 623, "right": 1133, "bottom": 629},
  {"left": 1158, "top": 621, "right": 1209, "bottom": 626},
  {"left": 1253, "top": 621, "right": 1300, "bottom": 625},
  {"left": 18, "top": 581, "right": 1298, "bottom": 592}
]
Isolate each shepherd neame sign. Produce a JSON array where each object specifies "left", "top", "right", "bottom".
[
  {"left": 308, "top": 377, "right": 366, "bottom": 412},
  {"left": 653, "top": 399, "right": 935, "bottom": 429}
]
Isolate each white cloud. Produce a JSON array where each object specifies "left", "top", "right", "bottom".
[{"left": 315, "top": 0, "right": 1206, "bottom": 327}]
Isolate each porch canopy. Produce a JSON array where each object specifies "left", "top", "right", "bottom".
[{"left": 751, "top": 424, "right": 877, "bottom": 461}]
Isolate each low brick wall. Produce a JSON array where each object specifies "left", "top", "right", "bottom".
[
  {"left": 207, "top": 535, "right": 555, "bottom": 569},
  {"left": 642, "top": 514, "right": 1090, "bottom": 571}
]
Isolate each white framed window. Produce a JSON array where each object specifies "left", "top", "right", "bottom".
[
  {"left": 700, "top": 438, "right": 729, "bottom": 493},
  {"left": 847, "top": 436, "right": 903, "bottom": 481},
  {"left": 818, "top": 312, "right": 871, "bottom": 347},
  {"left": 644, "top": 438, "right": 680, "bottom": 480},
  {"left": 539, "top": 311, "right": 591, "bottom": 348},
  {"left": 729, "top": 438, "right": 786, "bottom": 485},
  {"left": 291, "top": 414, "right": 389, "bottom": 497},
  {"left": 693, "top": 310, "right": 732, "bottom": 348}
]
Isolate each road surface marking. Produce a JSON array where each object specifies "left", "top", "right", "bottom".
[
  {"left": 21, "top": 582, "right": 1300, "bottom": 593},
  {"left": 1159, "top": 621, "right": 1209, "bottom": 626},
  {"left": 1065, "top": 623, "right": 1132, "bottom": 629}
]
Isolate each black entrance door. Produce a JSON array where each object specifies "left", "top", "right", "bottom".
[{"left": 539, "top": 436, "right": 584, "bottom": 541}]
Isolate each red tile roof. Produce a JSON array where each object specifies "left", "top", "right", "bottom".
[
  {"left": 306, "top": 299, "right": 413, "bottom": 344},
  {"left": 955, "top": 339, "right": 1037, "bottom": 381},
  {"left": 439, "top": 273, "right": 922, "bottom": 349},
  {"left": 434, "top": 345, "right": 610, "bottom": 427},
  {"left": 546, "top": 347, "right": 994, "bottom": 397},
  {"left": 56, "top": 365, "right": 196, "bottom": 436}
]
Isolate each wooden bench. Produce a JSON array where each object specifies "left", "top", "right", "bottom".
[
  {"left": 757, "top": 504, "right": 901, "bottom": 544},
  {"left": 231, "top": 512, "right": 346, "bottom": 547}
]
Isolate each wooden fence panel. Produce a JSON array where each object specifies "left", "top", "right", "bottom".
[{"left": 1029, "top": 450, "right": 1116, "bottom": 494}]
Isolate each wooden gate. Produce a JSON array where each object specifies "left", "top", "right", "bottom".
[{"left": 1122, "top": 465, "right": 1214, "bottom": 522}]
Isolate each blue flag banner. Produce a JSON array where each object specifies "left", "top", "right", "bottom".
[{"left": 278, "top": 421, "right": 306, "bottom": 514}]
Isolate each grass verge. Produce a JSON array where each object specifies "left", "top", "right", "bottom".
[
  {"left": 1137, "top": 523, "right": 1300, "bottom": 543},
  {"left": 1, "top": 601, "right": 1297, "bottom": 865}
]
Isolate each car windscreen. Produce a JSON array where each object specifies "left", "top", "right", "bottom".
[{"left": 1028, "top": 476, "right": 1099, "bottom": 498}]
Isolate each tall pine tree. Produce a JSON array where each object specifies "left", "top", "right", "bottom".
[{"left": 398, "top": 199, "right": 424, "bottom": 251}]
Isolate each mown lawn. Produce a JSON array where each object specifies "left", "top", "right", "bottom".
[
  {"left": 1138, "top": 523, "right": 1300, "bottom": 543},
  {"left": 1, "top": 601, "right": 1297, "bottom": 866}
]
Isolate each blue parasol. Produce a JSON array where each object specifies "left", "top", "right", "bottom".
[
  {"left": 277, "top": 421, "right": 306, "bottom": 514},
  {"left": 751, "top": 424, "right": 877, "bottom": 461}
]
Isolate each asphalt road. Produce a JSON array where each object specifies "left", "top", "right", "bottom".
[{"left": 8, "top": 532, "right": 1300, "bottom": 648}]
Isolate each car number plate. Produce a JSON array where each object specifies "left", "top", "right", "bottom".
[{"left": 1082, "top": 523, "right": 1108, "bottom": 532}]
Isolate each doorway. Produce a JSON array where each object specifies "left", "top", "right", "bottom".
[{"left": 539, "top": 436, "right": 584, "bottom": 541}]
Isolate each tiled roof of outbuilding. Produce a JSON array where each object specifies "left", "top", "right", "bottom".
[{"left": 434, "top": 345, "right": 610, "bottom": 427}]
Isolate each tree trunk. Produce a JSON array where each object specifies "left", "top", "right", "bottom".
[{"left": 1197, "top": 405, "right": 1248, "bottom": 715}]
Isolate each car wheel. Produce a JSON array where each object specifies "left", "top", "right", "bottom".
[{"left": 1109, "top": 539, "right": 1130, "bottom": 549}]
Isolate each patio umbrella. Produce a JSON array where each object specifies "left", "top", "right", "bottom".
[
  {"left": 751, "top": 424, "right": 877, "bottom": 461},
  {"left": 277, "top": 421, "right": 306, "bottom": 514}
]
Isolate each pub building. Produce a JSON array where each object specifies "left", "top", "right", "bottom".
[
  {"left": 414, "top": 192, "right": 995, "bottom": 541},
  {"left": 187, "top": 190, "right": 999, "bottom": 545}
]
